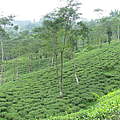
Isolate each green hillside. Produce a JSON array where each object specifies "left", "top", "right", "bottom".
[
  {"left": 0, "top": 42, "right": 120, "bottom": 119},
  {"left": 49, "top": 89, "right": 120, "bottom": 120}
]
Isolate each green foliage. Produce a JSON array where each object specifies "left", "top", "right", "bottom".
[
  {"left": 0, "top": 1, "right": 120, "bottom": 120},
  {"left": 0, "top": 42, "right": 120, "bottom": 119},
  {"left": 48, "top": 89, "right": 120, "bottom": 120}
]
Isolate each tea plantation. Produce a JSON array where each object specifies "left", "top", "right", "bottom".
[
  {"left": 48, "top": 89, "right": 120, "bottom": 120},
  {"left": 0, "top": 42, "right": 120, "bottom": 120}
]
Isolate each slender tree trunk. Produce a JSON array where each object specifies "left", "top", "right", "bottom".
[
  {"left": 51, "top": 56, "right": 54, "bottom": 66},
  {"left": 64, "top": 25, "right": 68, "bottom": 45},
  {"left": 0, "top": 39, "right": 4, "bottom": 85},
  {"left": 75, "top": 39, "right": 78, "bottom": 51},
  {"left": 60, "top": 51, "right": 63, "bottom": 97},
  {"left": 13, "top": 58, "right": 19, "bottom": 81},
  {"left": 28, "top": 55, "right": 32, "bottom": 73},
  {"left": 87, "top": 37, "right": 90, "bottom": 46},
  {"left": 117, "top": 25, "right": 119, "bottom": 41},
  {"left": 82, "top": 39, "right": 85, "bottom": 48},
  {"left": 73, "top": 64, "right": 79, "bottom": 84},
  {"left": 55, "top": 54, "right": 58, "bottom": 78},
  {"left": 1, "top": 40, "right": 4, "bottom": 63},
  {"left": 55, "top": 53, "right": 59, "bottom": 95},
  {"left": 12, "top": 51, "right": 15, "bottom": 81},
  {"left": 71, "top": 50, "right": 79, "bottom": 84},
  {"left": 16, "top": 59, "right": 19, "bottom": 80},
  {"left": 64, "top": 32, "right": 67, "bottom": 45}
]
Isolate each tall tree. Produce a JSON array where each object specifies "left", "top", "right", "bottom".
[{"left": 0, "top": 15, "right": 14, "bottom": 84}]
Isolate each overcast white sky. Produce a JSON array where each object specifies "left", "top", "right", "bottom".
[{"left": 0, "top": 0, "right": 120, "bottom": 21}]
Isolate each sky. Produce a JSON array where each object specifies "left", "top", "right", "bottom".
[{"left": 0, "top": 0, "right": 120, "bottom": 21}]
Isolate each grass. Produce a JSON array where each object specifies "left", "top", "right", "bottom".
[{"left": 0, "top": 41, "right": 120, "bottom": 119}]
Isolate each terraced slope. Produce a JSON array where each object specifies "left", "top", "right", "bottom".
[
  {"left": 49, "top": 89, "right": 120, "bottom": 120},
  {"left": 0, "top": 42, "right": 120, "bottom": 119},
  {"left": 4, "top": 56, "right": 49, "bottom": 82}
]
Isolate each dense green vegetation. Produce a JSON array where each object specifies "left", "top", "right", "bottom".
[
  {"left": 0, "top": 0, "right": 120, "bottom": 120},
  {"left": 0, "top": 42, "right": 120, "bottom": 119},
  {"left": 49, "top": 89, "right": 120, "bottom": 120}
]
